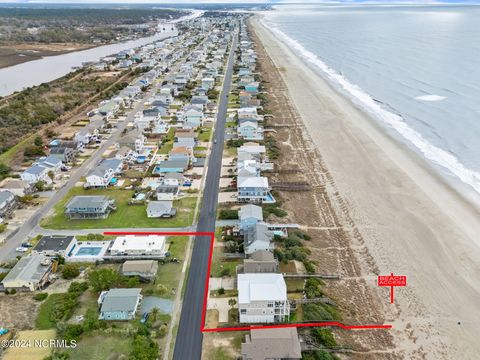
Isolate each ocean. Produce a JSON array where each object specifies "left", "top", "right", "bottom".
[{"left": 263, "top": 5, "right": 480, "bottom": 204}]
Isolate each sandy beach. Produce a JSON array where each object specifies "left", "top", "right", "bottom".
[{"left": 252, "top": 16, "right": 480, "bottom": 359}]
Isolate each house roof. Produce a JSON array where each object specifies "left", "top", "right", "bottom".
[
  {"left": 238, "top": 176, "right": 268, "bottom": 188},
  {"left": 111, "top": 235, "right": 166, "bottom": 253},
  {"left": 65, "top": 195, "right": 112, "bottom": 210},
  {"left": 242, "top": 328, "right": 302, "bottom": 360},
  {"left": 157, "top": 159, "right": 189, "bottom": 169},
  {"left": 1, "top": 254, "right": 51, "bottom": 285},
  {"left": 239, "top": 144, "right": 266, "bottom": 154},
  {"left": 244, "top": 222, "right": 274, "bottom": 248},
  {"left": 100, "top": 288, "right": 142, "bottom": 313},
  {"left": 0, "top": 190, "right": 14, "bottom": 204},
  {"left": 88, "top": 158, "right": 122, "bottom": 178},
  {"left": 239, "top": 204, "right": 263, "bottom": 222},
  {"left": 238, "top": 273, "right": 287, "bottom": 303},
  {"left": 33, "top": 235, "right": 75, "bottom": 253},
  {"left": 122, "top": 260, "right": 157, "bottom": 274},
  {"left": 147, "top": 200, "right": 174, "bottom": 215},
  {"left": 164, "top": 172, "right": 184, "bottom": 180},
  {"left": 249, "top": 250, "right": 274, "bottom": 262},
  {"left": 24, "top": 164, "right": 47, "bottom": 176}
]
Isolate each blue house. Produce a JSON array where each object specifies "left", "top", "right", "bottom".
[
  {"left": 98, "top": 288, "right": 142, "bottom": 321},
  {"left": 238, "top": 204, "right": 264, "bottom": 232}
]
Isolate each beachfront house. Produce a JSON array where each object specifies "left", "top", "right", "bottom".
[
  {"left": 238, "top": 204, "right": 263, "bottom": 231},
  {"left": 237, "top": 176, "right": 273, "bottom": 204},
  {"left": 244, "top": 222, "right": 275, "bottom": 256},
  {"left": 64, "top": 195, "right": 116, "bottom": 219},
  {"left": 241, "top": 328, "right": 302, "bottom": 360},
  {"left": 242, "top": 250, "right": 279, "bottom": 274},
  {"left": 239, "top": 122, "right": 263, "bottom": 141},
  {"left": 237, "top": 273, "right": 290, "bottom": 323},
  {"left": 98, "top": 288, "right": 142, "bottom": 321}
]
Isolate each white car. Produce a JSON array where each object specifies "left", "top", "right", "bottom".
[{"left": 16, "top": 247, "right": 28, "bottom": 252}]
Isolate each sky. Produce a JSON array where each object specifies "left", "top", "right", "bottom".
[
  {"left": 0, "top": 0, "right": 477, "bottom": 4},
  {"left": 0, "top": 0, "right": 477, "bottom": 3}
]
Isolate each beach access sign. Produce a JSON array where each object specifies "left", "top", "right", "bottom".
[{"left": 377, "top": 273, "right": 407, "bottom": 304}]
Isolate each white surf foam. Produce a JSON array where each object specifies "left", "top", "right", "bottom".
[
  {"left": 415, "top": 94, "right": 447, "bottom": 102},
  {"left": 261, "top": 19, "right": 480, "bottom": 196}
]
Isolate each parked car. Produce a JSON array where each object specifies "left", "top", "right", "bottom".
[
  {"left": 16, "top": 247, "right": 28, "bottom": 252},
  {"left": 140, "top": 312, "right": 149, "bottom": 324},
  {"left": 21, "top": 242, "right": 32, "bottom": 248}
]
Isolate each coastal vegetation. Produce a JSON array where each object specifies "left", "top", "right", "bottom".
[
  {"left": 0, "top": 67, "right": 142, "bottom": 166},
  {"left": 0, "top": 7, "right": 186, "bottom": 46}
]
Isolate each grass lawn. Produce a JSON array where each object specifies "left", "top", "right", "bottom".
[
  {"left": 211, "top": 256, "right": 241, "bottom": 278},
  {"left": 158, "top": 141, "right": 173, "bottom": 155},
  {"left": 197, "top": 127, "right": 212, "bottom": 142},
  {"left": 36, "top": 293, "right": 64, "bottom": 329},
  {"left": 41, "top": 187, "right": 198, "bottom": 229},
  {"left": 144, "top": 236, "right": 188, "bottom": 299},
  {"left": 225, "top": 121, "right": 237, "bottom": 128},
  {"left": 286, "top": 278, "right": 305, "bottom": 293},
  {"left": 67, "top": 334, "right": 132, "bottom": 360}
]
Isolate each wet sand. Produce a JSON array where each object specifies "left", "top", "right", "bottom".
[{"left": 252, "top": 16, "right": 480, "bottom": 360}]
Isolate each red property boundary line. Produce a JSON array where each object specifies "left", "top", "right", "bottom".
[{"left": 103, "top": 231, "right": 392, "bottom": 333}]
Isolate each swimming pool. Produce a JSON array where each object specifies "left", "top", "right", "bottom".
[{"left": 75, "top": 247, "right": 102, "bottom": 256}]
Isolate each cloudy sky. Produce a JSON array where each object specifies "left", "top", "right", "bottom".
[{"left": 0, "top": 0, "right": 474, "bottom": 3}]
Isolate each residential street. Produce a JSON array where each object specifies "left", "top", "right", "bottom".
[
  {"left": 0, "top": 39, "right": 198, "bottom": 264},
  {"left": 173, "top": 27, "right": 238, "bottom": 360}
]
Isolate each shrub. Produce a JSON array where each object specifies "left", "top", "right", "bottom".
[
  {"left": 88, "top": 268, "right": 122, "bottom": 292},
  {"left": 62, "top": 264, "right": 80, "bottom": 279},
  {"left": 220, "top": 268, "right": 231, "bottom": 277},
  {"left": 218, "top": 209, "right": 238, "bottom": 220},
  {"left": 155, "top": 284, "right": 168, "bottom": 296},
  {"left": 218, "top": 287, "right": 225, "bottom": 295},
  {"left": 34, "top": 293, "right": 49, "bottom": 301},
  {"left": 311, "top": 328, "right": 337, "bottom": 348}
]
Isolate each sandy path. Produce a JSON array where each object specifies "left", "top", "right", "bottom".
[{"left": 252, "top": 16, "right": 480, "bottom": 360}]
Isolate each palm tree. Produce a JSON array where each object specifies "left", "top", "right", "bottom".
[{"left": 150, "top": 306, "right": 160, "bottom": 322}]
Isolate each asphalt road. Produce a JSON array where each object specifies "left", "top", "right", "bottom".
[{"left": 173, "top": 28, "right": 238, "bottom": 360}]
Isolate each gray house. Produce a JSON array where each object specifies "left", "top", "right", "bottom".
[
  {"left": 146, "top": 200, "right": 176, "bottom": 218},
  {"left": 32, "top": 235, "right": 77, "bottom": 257},
  {"left": 0, "top": 190, "right": 16, "bottom": 219},
  {"left": 98, "top": 288, "right": 143, "bottom": 320},
  {"left": 65, "top": 196, "right": 116, "bottom": 219},
  {"left": 241, "top": 328, "right": 302, "bottom": 360},
  {"left": 243, "top": 250, "right": 278, "bottom": 274},
  {"left": 121, "top": 260, "right": 158, "bottom": 281}
]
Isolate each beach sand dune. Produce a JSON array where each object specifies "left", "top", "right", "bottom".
[{"left": 252, "top": 16, "right": 480, "bottom": 359}]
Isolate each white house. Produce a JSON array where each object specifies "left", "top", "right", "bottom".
[
  {"left": 20, "top": 165, "right": 52, "bottom": 184},
  {"left": 110, "top": 235, "right": 167, "bottom": 257},
  {"left": 85, "top": 158, "right": 123, "bottom": 188},
  {"left": 237, "top": 273, "right": 290, "bottom": 323},
  {"left": 237, "top": 176, "right": 272, "bottom": 204}
]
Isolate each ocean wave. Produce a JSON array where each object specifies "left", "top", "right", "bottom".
[
  {"left": 262, "top": 18, "right": 480, "bottom": 195},
  {"left": 415, "top": 94, "right": 447, "bottom": 102}
]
